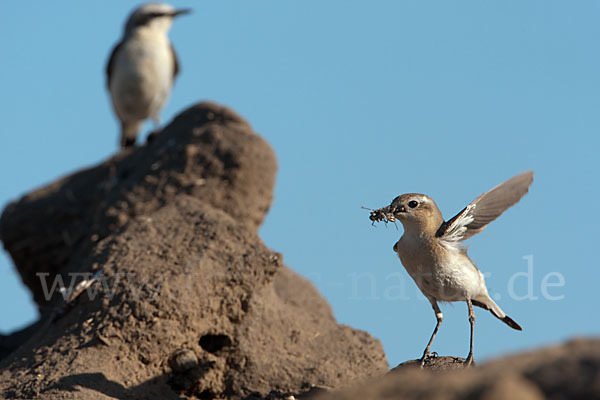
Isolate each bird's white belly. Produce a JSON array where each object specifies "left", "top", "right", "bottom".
[
  {"left": 427, "top": 254, "right": 484, "bottom": 301},
  {"left": 110, "top": 39, "right": 173, "bottom": 122},
  {"left": 398, "top": 240, "right": 486, "bottom": 302}
]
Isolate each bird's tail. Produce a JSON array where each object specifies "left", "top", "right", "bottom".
[
  {"left": 472, "top": 296, "right": 522, "bottom": 331},
  {"left": 120, "top": 121, "right": 142, "bottom": 148}
]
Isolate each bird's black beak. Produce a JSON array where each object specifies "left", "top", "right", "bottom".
[
  {"left": 172, "top": 9, "right": 192, "bottom": 17},
  {"left": 389, "top": 203, "right": 406, "bottom": 215}
]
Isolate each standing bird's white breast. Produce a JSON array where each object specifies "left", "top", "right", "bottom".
[
  {"left": 396, "top": 234, "right": 486, "bottom": 302},
  {"left": 109, "top": 30, "right": 175, "bottom": 125}
]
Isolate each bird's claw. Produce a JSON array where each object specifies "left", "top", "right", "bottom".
[
  {"left": 418, "top": 351, "right": 438, "bottom": 368},
  {"left": 464, "top": 354, "right": 474, "bottom": 367}
]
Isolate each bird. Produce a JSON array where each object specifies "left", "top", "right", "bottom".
[
  {"left": 369, "top": 171, "right": 533, "bottom": 366},
  {"left": 106, "top": 3, "right": 190, "bottom": 148}
]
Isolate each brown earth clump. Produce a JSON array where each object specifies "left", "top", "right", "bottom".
[
  {"left": 316, "top": 338, "right": 600, "bottom": 400},
  {"left": 0, "top": 103, "right": 388, "bottom": 399},
  {"left": 0, "top": 103, "right": 276, "bottom": 307}
]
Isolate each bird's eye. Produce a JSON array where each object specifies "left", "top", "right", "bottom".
[{"left": 408, "top": 200, "right": 419, "bottom": 208}]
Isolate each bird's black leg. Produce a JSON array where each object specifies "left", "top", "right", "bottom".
[
  {"left": 465, "top": 299, "right": 475, "bottom": 366},
  {"left": 420, "top": 299, "right": 442, "bottom": 367}
]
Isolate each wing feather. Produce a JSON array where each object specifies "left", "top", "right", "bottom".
[
  {"left": 170, "top": 43, "right": 180, "bottom": 80},
  {"left": 436, "top": 171, "right": 533, "bottom": 243},
  {"left": 105, "top": 41, "right": 123, "bottom": 88}
]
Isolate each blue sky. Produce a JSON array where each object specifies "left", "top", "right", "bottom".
[{"left": 1, "top": 1, "right": 598, "bottom": 367}]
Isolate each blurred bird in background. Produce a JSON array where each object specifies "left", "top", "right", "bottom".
[{"left": 106, "top": 3, "right": 190, "bottom": 148}]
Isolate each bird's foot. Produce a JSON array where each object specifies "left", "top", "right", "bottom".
[
  {"left": 146, "top": 129, "right": 161, "bottom": 144},
  {"left": 464, "top": 353, "right": 474, "bottom": 367},
  {"left": 120, "top": 137, "right": 137, "bottom": 149},
  {"left": 419, "top": 351, "right": 438, "bottom": 368}
]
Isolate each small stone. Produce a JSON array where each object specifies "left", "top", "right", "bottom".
[{"left": 168, "top": 348, "right": 198, "bottom": 373}]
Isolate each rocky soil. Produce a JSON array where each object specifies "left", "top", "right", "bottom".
[
  {"left": 317, "top": 338, "right": 600, "bottom": 400},
  {"left": 0, "top": 103, "right": 387, "bottom": 399}
]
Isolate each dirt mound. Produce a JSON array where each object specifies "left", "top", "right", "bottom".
[
  {"left": 0, "top": 102, "right": 277, "bottom": 307},
  {"left": 316, "top": 338, "right": 600, "bottom": 400},
  {"left": 0, "top": 103, "right": 388, "bottom": 399}
]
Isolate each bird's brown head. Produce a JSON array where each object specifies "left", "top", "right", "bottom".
[{"left": 370, "top": 193, "right": 443, "bottom": 235}]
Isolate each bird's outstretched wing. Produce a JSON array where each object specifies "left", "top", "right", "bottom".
[
  {"left": 436, "top": 171, "right": 534, "bottom": 244},
  {"left": 106, "top": 41, "right": 123, "bottom": 88}
]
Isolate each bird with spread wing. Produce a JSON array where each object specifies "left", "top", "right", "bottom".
[{"left": 369, "top": 171, "right": 533, "bottom": 366}]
